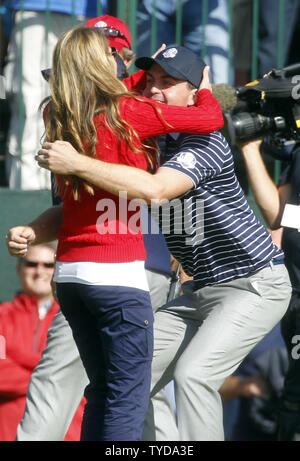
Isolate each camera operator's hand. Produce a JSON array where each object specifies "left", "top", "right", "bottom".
[
  {"left": 199, "top": 66, "right": 212, "bottom": 93},
  {"left": 5, "top": 226, "right": 36, "bottom": 257},
  {"left": 36, "top": 141, "right": 85, "bottom": 175},
  {"left": 237, "top": 138, "right": 263, "bottom": 155},
  {"left": 238, "top": 137, "right": 289, "bottom": 229}
]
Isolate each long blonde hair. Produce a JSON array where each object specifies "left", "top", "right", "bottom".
[{"left": 45, "top": 26, "right": 156, "bottom": 200}]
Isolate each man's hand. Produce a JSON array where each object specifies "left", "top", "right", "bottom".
[
  {"left": 6, "top": 226, "right": 36, "bottom": 257},
  {"left": 238, "top": 375, "right": 271, "bottom": 399},
  {"left": 36, "top": 140, "right": 84, "bottom": 175},
  {"left": 199, "top": 66, "right": 212, "bottom": 93},
  {"left": 219, "top": 374, "right": 271, "bottom": 401}
]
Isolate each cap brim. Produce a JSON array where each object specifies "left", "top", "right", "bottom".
[{"left": 135, "top": 57, "right": 156, "bottom": 71}]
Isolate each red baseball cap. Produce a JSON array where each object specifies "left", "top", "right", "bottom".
[{"left": 85, "top": 15, "right": 132, "bottom": 52}]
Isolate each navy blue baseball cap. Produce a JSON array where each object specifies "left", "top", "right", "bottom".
[{"left": 135, "top": 45, "right": 206, "bottom": 88}]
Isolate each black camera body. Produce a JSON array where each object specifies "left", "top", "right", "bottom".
[{"left": 224, "top": 63, "right": 300, "bottom": 148}]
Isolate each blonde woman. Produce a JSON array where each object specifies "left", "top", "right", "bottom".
[{"left": 29, "top": 26, "right": 222, "bottom": 441}]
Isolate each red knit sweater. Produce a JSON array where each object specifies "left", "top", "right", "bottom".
[{"left": 56, "top": 71, "right": 223, "bottom": 263}]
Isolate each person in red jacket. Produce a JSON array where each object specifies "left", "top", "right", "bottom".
[
  {"left": 0, "top": 243, "right": 59, "bottom": 441},
  {"left": 0, "top": 242, "right": 85, "bottom": 441}
]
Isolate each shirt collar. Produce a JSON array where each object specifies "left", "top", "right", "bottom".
[{"left": 169, "top": 132, "right": 180, "bottom": 140}]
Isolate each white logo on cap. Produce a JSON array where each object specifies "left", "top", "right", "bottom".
[
  {"left": 163, "top": 48, "right": 178, "bottom": 58},
  {"left": 94, "top": 21, "right": 107, "bottom": 28},
  {"left": 177, "top": 152, "right": 197, "bottom": 169}
]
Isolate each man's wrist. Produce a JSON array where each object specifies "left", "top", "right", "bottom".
[{"left": 71, "top": 153, "right": 92, "bottom": 177}]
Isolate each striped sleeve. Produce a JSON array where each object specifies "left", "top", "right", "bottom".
[{"left": 160, "top": 132, "right": 226, "bottom": 187}]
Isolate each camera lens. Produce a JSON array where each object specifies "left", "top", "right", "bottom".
[{"left": 231, "top": 113, "right": 274, "bottom": 140}]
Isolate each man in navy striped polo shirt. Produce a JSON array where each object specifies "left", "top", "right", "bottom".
[{"left": 35, "top": 45, "right": 292, "bottom": 441}]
